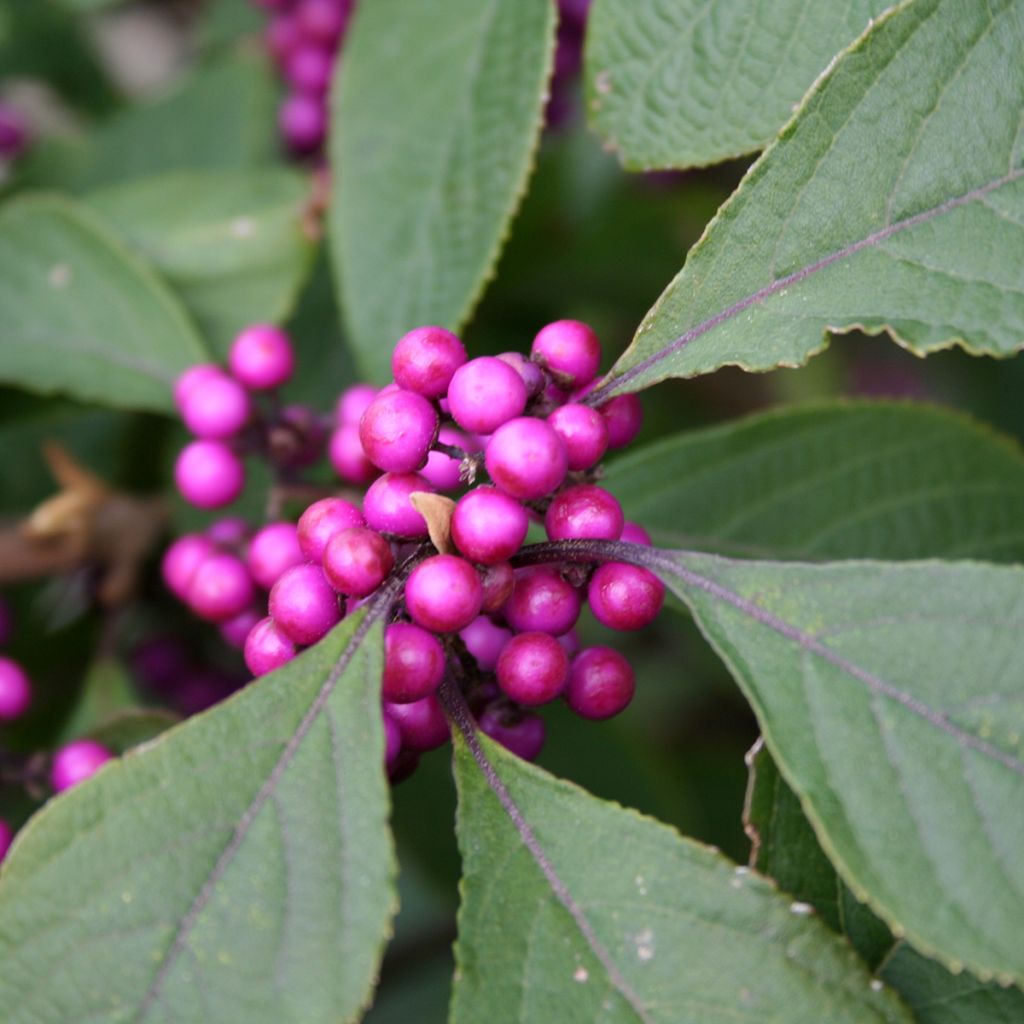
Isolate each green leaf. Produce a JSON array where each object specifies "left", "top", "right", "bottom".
[
  {"left": 608, "top": 401, "right": 1024, "bottom": 561},
  {"left": 597, "top": 0, "right": 1024, "bottom": 398},
  {"left": 87, "top": 169, "right": 316, "bottom": 357},
  {"left": 330, "top": 0, "right": 557, "bottom": 383},
  {"left": 0, "top": 610, "right": 395, "bottom": 1023},
  {"left": 450, "top": 723, "right": 912, "bottom": 1023},
  {"left": 585, "top": 0, "right": 891, "bottom": 170},
  {"left": 0, "top": 194, "right": 208, "bottom": 412}
]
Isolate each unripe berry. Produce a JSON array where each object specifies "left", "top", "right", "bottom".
[
  {"left": 565, "top": 646, "right": 635, "bottom": 719},
  {"left": 421, "top": 426, "right": 469, "bottom": 491},
  {"left": 162, "top": 533, "right": 217, "bottom": 600},
  {"left": 386, "top": 695, "right": 449, "bottom": 751},
  {"left": 359, "top": 388, "right": 440, "bottom": 473},
  {"left": 392, "top": 326, "right": 467, "bottom": 398},
  {"left": 244, "top": 616, "right": 297, "bottom": 676},
  {"left": 478, "top": 702, "right": 545, "bottom": 761},
  {"left": 484, "top": 417, "right": 568, "bottom": 500},
  {"left": 180, "top": 373, "right": 251, "bottom": 439},
  {"left": 405, "top": 555, "right": 482, "bottom": 634},
  {"left": 229, "top": 324, "right": 295, "bottom": 390},
  {"left": 479, "top": 561, "right": 515, "bottom": 614},
  {"left": 220, "top": 606, "right": 263, "bottom": 650},
  {"left": 174, "top": 364, "right": 225, "bottom": 411},
  {"left": 269, "top": 564, "right": 342, "bottom": 645},
  {"left": 280, "top": 92, "right": 327, "bottom": 153},
  {"left": 187, "top": 553, "right": 255, "bottom": 623},
  {"left": 447, "top": 357, "right": 527, "bottom": 434},
  {"left": 587, "top": 562, "right": 664, "bottom": 631},
  {"left": 531, "top": 320, "right": 600, "bottom": 389},
  {"left": 335, "top": 383, "right": 378, "bottom": 426},
  {"left": 545, "top": 484, "right": 624, "bottom": 542},
  {"left": 51, "top": 740, "right": 113, "bottom": 792},
  {"left": 363, "top": 472, "right": 433, "bottom": 538},
  {"left": 599, "top": 393, "right": 643, "bottom": 449},
  {"left": 328, "top": 423, "right": 381, "bottom": 485},
  {"left": 0, "top": 657, "right": 31, "bottom": 721},
  {"left": 546, "top": 403, "right": 608, "bottom": 471},
  {"left": 383, "top": 622, "right": 445, "bottom": 703},
  {"left": 504, "top": 568, "right": 580, "bottom": 636},
  {"left": 459, "top": 616, "right": 512, "bottom": 672},
  {"left": 496, "top": 632, "right": 569, "bottom": 706},
  {"left": 620, "top": 521, "right": 652, "bottom": 546},
  {"left": 248, "top": 522, "right": 304, "bottom": 590},
  {"left": 324, "top": 527, "right": 394, "bottom": 597},
  {"left": 297, "top": 497, "right": 364, "bottom": 562},
  {"left": 0, "top": 818, "right": 12, "bottom": 863},
  {"left": 451, "top": 486, "right": 529, "bottom": 565},
  {"left": 175, "top": 440, "right": 245, "bottom": 509}
]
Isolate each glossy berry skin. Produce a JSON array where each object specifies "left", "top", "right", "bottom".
[
  {"left": 386, "top": 695, "right": 449, "bottom": 751},
  {"left": 269, "top": 564, "right": 342, "bottom": 645},
  {"left": 600, "top": 393, "right": 643, "bottom": 449},
  {"left": 546, "top": 403, "right": 608, "bottom": 471},
  {"left": 324, "top": 527, "right": 394, "bottom": 597},
  {"left": 421, "top": 426, "right": 468, "bottom": 491},
  {"left": 459, "top": 616, "right": 511, "bottom": 672},
  {"left": 248, "top": 522, "right": 304, "bottom": 590},
  {"left": 328, "top": 423, "right": 380, "bottom": 485},
  {"left": 363, "top": 472, "right": 433, "bottom": 538},
  {"left": 405, "top": 555, "right": 482, "bottom": 634},
  {"left": 244, "top": 616, "right": 297, "bottom": 676},
  {"left": 447, "top": 357, "right": 527, "bottom": 434},
  {"left": 484, "top": 417, "right": 568, "bottom": 500},
  {"left": 496, "top": 632, "right": 569, "bottom": 706},
  {"left": 220, "top": 606, "right": 263, "bottom": 650},
  {"left": 504, "top": 568, "right": 581, "bottom": 636},
  {"left": 383, "top": 622, "right": 445, "bottom": 703},
  {"left": 587, "top": 562, "right": 664, "bottom": 631},
  {"left": 531, "top": 320, "right": 600, "bottom": 389},
  {"left": 229, "top": 324, "right": 295, "bottom": 390},
  {"left": 620, "top": 521, "right": 652, "bottom": 547},
  {"left": 392, "top": 326, "right": 467, "bottom": 398},
  {"left": 479, "top": 561, "right": 515, "bottom": 614},
  {"left": 565, "top": 646, "right": 635, "bottom": 720},
  {"left": 359, "top": 388, "right": 439, "bottom": 473},
  {"left": 297, "top": 497, "right": 364, "bottom": 562},
  {"left": 451, "top": 487, "right": 529, "bottom": 565},
  {"left": 51, "top": 740, "right": 113, "bottom": 792},
  {"left": 335, "top": 383, "right": 378, "bottom": 426},
  {"left": 478, "top": 702, "right": 545, "bottom": 761},
  {"left": 180, "top": 372, "right": 251, "bottom": 439},
  {"left": 545, "top": 484, "right": 624, "bottom": 542},
  {"left": 187, "top": 553, "right": 255, "bottom": 623},
  {"left": 162, "top": 533, "right": 216, "bottom": 600},
  {"left": 175, "top": 440, "right": 245, "bottom": 509},
  {"left": 0, "top": 657, "right": 31, "bottom": 721},
  {"left": 174, "top": 363, "right": 224, "bottom": 411},
  {"left": 0, "top": 818, "right": 12, "bottom": 863},
  {"left": 280, "top": 91, "right": 327, "bottom": 153}
]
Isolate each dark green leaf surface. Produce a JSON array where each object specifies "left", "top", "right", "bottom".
[
  {"left": 0, "top": 611, "right": 395, "bottom": 1024},
  {"left": 330, "top": 0, "right": 557, "bottom": 382},
  {"left": 0, "top": 195, "right": 208, "bottom": 411},
  {"left": 586, "top": 0, "right": 890, "bottom": 170},
  {"left": 598, "top": 0, "right": 1024, "bottom": 398}
]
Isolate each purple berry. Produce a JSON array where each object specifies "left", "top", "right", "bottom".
[
  {"left": 478, "top": 702, "right": 545, "bottom": 761},
  {"left": 363, "top": 472, "right": 433, "bottom": 538},
  {"left": 244, "top": 616, "right": 297, "bottom": 676},
  {"left": 285, "top": 43, "right": 334, "bottom": 94},
  {"left": 51, "top": 740, "right": 113, "bottom": 792},
  {"left": 248, "top": 522, "right": 304, "bottom": 590},
  {"left": 219, "top": 606, "right": 263, "bottom": 649},
  {"left": 324, "top": 527, "right": 394, "bottom": 597},
  {"left": 383, "top": 622, "right": 445, "bottom": 703},
  {"left": 547, "top": 403, "right": 608, "bottom": 471},
  {"left": 447, "top": 357, "right": 527, "bottom": 434},
  {"left": 480, "top": 561, "right": 515, "bottom": 614},
  {"left": 451, "top": 486, "right": 529, "bottom": 565},
  {"left": 545, "top": 484, "right": 623, "bottom": 542},
  {"left": 405, "top": 555, "right": 483, "bottom": 633},
  {"left": 0, "top": 104, "right": 29, "bottom": 161},
  {"left": 174, "top": 363, "right": 224, "bottom": 410},
  {"left": 0, "top": 657, "right": 31, "bottom": 721},
  {"left": 496, "top": 351, "right": 545, "bottom": 397},
  {"left": 206, "top": 517, "right": 249, "bottom": 548},
  {"left": 383, "top": 710, "right": 402, "bottom": 771},
  {"left": 392, "top": 326, "right": 468, "bottom": 398},
  {"left": 531, "top": 319, "right": 600, "bottom": 389},
  {"left": 485, "top": 417, "right": 568, "bottom": 500},
  {"left": 0, "top": 818, "right": 12, "bottom": 863},
  {"left": 335, "top": 383, "right": 378, "bottom": 426},
  {"left": 229, "top": 324, "right": 295, "bottom": 390},
  {"left": 132, "top": 635, "right": 190, "bottom": 695},
  {"left": 175, "top": 440, "right": 245, "bottom": 509},
  {"left": 504, "top": 568, "right": 580, "bottom": 636},
  {"left": 620, "top": 521, "right": 652, "bottom": 546},
  {"left": 421, "top": 426, "right": 469, "bottom": 491},
  {"left": 180, "top": 372, "right": 251, "bottom": 439},
  {"left": 174, "top": 668, "right": 237, "bottom": 715},
  {"left": 297, "top": 497, "right": 364, "bottom": 562},
  {"left": 295, "top": 0, "right": 349, "bottom": 44},
  {"left": 359, "top": 388, "right": 440, "bottom": 473},
  {"left": 0, "top": 595, "right": 11, "bottom": 646},
  {"left": 269, "top": 564, "right": 342, "bottom": 645},
  {"left": 599, "top": 393, "right": 643, "bottom": 449},
  {"left": 280, "top": 91, "right": 327, "bottom": 153},
  {"left": 187, "top": 553, "right": 255, "bottom": 623},
  {"left": 588, "top": 562, "right": 664, "bottom": 631},
  {"left": 386, "top": 695, "right": 450, "bottom": 751},
  {"left": 565, "top": 646, "right": 635, "bottom": 719},
  {"left": 459, "top": 616, "right": 511, "bottom": 672},
  {"left": 266, "top": 12, "right": 302, "bottom": 64},
  {"left": 328, "top": 423, "right": 381, "bottom": 485},
  {"left": 496, "top": 632, "right": 569, "bottom": 706},
  {"left": 162, "top": 533, "right": 216, "bottom": 600},
  {"left": 558, "top": 627, "right": 581, "bottom": 658}
]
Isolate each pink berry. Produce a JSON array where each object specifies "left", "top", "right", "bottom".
[
  {"left": 323, "top": 527, "right": 394, "bottom": 597},
  {"left": 392, "top": 326, "right": 468, "bottom": 398},
  {"left": 480, "top": 561, "right": 515, "bottom": 613},
  {"left": 297, "top": 497, "right": 364, "bottom": 562},
  {"left": 328, "top": 423, "right": 381, "bottom": 485},
  {"left": 460, "top": 616, "right": 512, "bottom": 672},
  {"left": 531, "top": 320, "right": 601, "bottom": 389},
  {"left": 447, "top": 357, "right": 527, "bottom": 434},
  {"left": 558, "top": 627, "right": 581, "bottom": 658},
  {"left": 248, "top": 522, "right": 304, "bottom": 590},
  {"left": 51, "top": 740, "right": 113, "bottom": 792},
  {"left": 451, "top": 486, "right": 529, "bottom": 565},
  {"left": 0, "top": 657, "right": 31, "bottom": 721},
  {"left": 421, "top": 426, "right": 469, "bottom": 491},
  {"left": 363, "top": 472, "right": 433, "bottom": 538},
  {"left": 285, "top": 43, "right": 334, "bottom": 94},
  {"left": 565, "top": 647, "right": 635, "bottom": 719},
  {"left": 386, "top": 695, "right": 449, "bottom": 751},
  {"left": 383, "top": 711, "right": 402, "bottom": 771},
  {"left": 244, "top": 616, "right": 297, "bottom": 676},
  {"left": 280, "top": 91, "right": 326, "bottom": 153},
  {"left": 266, "top": 12, "right": 302, "bottom": 65},
  {"left": 295, "top": 0, "right": 349, "bottom": 43},
  {"left": 219, "top": 605, "right": 263, "bottom": 649},
  {"left": 383, "top": 622, "right": 445, "bottom": 703},
  {"left": 229, "top": 324, "right": 295, "bottom": 390},
  {"left": 599, "top": 393, "right": 643, "bottom": 449},
  {"left": 174, "top": 363, "right": 224, "bottom": 411},
  {"left": 485, "top": 417, "right": 567, "bottom": 500},
  {"left": 187, "top": 553, "right": 255, "bottom": 622},
  {"left": 180, "top": 373, "right": 251, "bottom": 439},
  {"left": 588, "top": 562, "right": 664, "bottom": 631},
  {"left": 269, "top": 564, "right": 342, "bottom": 645},
  {"left": 405, "top": 555, "right": 483, "bottom": 634},
  {"left": 206, "top": 516, "right": 250, "bottom": 547},
  {"left": 175, "top": 440, "right": 245, "bottom": 509},
  {"left": 162, "top": 533, "right": 216, "bottom": 600},
  {"left": 504, "top": 568, "right": 581, "bottom": 636},
  {"left": 545, "top": 484, "right": 624, "bottom": 542},
  {"left": 478, "top": 702, "right": 545, "bottom": 761},
  {"left": 496, "top": 632, "right": 569, "bottom": 706},
  {"left": 547, "top": 403, "right": 608, "bottom": 471},
  {"left": 496, "top": 351, "right": 545, "bottom": 397},
  {"left": 0, "top": 818, "right": 12, "bottom": 863},
  {"left": 335, "top": 383, "right": 378, "bottom": 426},
  {"left": 620, "top": 521, "right": 652, "bottom": 546},
  {"left": 359, "top": 388, "right": 440, "bottom": 473}
]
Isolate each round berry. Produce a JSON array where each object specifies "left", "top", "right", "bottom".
[
  {"left": 620, "top": 521, "right": 652, "bottom": 546},
  {"left": 459, "top": 616, "right": 512, "bottom": 672},
  {"left": 587, "top": 562, "right": 664, "bottom": 631},
  {"left": 405, "top": 555, "right": 482, "bottom": 633},
  {"left": 479, "top": 561, "right": 515, "bottom": 613},
  {"left": 504, "top": 568, "right": 580, "bottom": 636},
  {"left": 285, "top": 43, "right": 334, "bottom": 94},
  {"left": 478, "top": 702, "right": 545, "bottom": 761},
  {"left": 175, "top": 440, "right": 245, "bottom": 509},
  {"left": 485, "top": 417, "right": 568, "bottom": 500},
  {"left": 421, "top": 426, "right": 469, "bottom": 491},
  {"left": 174, "top": 363, "right": 225, "bottom": 411},
  {"left": 496, "top": 351, "right": 545, "bottom": 397},
  {"left": 248, "top": 522, "right": 304, "bottom": 590},
  {"left": 229, "top": 324, "right": 295, "bottom": 390},
  {"left": 0, "top": 657, "right": 31, "bottom": 721},
  {"left": 206, "top": 516, "right": 250, "bottom": 547},
  {"left": 297, "top": 497, "right": 364, "bottom": 562},
  {"left": 0, "top": 818, "right": 12, "bottom": 863},
  {"left": 392, "top": 326, "right": 467, "bottom": 398},
  {"left": 496, "top": 632, "right": 569, "bottom": 706},
  {"left": 531, "top": 320, "right": 600, "bottom": 389},
  {"left": 0, "top": 104, "right": 29, "bottom": 161},
  {"left": 244, "top": 616, "right": 297, "bottom": 676},
  {"left": 220, "top": 606, "right": 263, "bottom": 649},
  {"left": 545, "top": 484, "right": 624, "bottom": 542},
  {"left": 328, "top": 423, "right": 380, "bottom": 485},
  {"left": 565, "top": 647, "right": 635, "bottom": 720},
  {"left": 363, "top": 473, "right": 433, "bottom": 538},
  {"left": 383, "top": 622, "right": 445, "bottom": 703},
  {"left": 269, "top": 564, "right": 342, "bottom": 645},
  {"left": 547, "top": 403, "right": 608, "bottom": 471},
  {"left": 51, "top": 740, "right": 112, "bottom": 792},
  {"left": 386, "top": 695, "right": 449, "bottom": 751},
  {"left": 359, "top": 389, "right": 440, "bottom": 473},
  {"left": 323, "top": 527, "right": 394, "bottom": 597},
  {"left": 558, "top": 627, "right": 581, "bottom": 658},
  {"left": 280, "top": 91, "right": 327, "bottom": 153},
  {"left": 447, "top": 357, "right": 527, "bottom": 434},
  {"left": 187, "top": 553, "right": 255, "bottom": 622},
  {"left": 599, "top": 393, "right": 643, "bottom": 449},
  {"left": 162, "top": 533, "right": 216, "bottom": 600},
  {"left": 451, "top": 487, "right": 529, "bottom": 565},
  {"left": 295, "top": 0, "right": 349, "bottom": 44},
  {"left": 336, "top": 383, "right": 378, "bottom": 426},
  {"left": 266, "top": 12, "right": 302, "bottom": 65},
  {"left": 180, "top": 372, "right": 251, "bottom": 439}
]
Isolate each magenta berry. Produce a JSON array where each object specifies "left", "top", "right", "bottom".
[
  {"left": 504, "top": 568, "right": 581, "bottom": 636},
  {"left": 336, "top": 383, "right": 378, "bottom": 426},
  {"left": 496, "top": 632, "right": 569, "bottom": 706},
  {"left": 329, "top": 423, "right": 381, "bottom": 485},
  {"left": 421, "top": 426, "right": 469, "bottom": 491},
  {"left": 0, "top": 104, "right": 29, "bottom": 161},
  {"left": 248, "top": 522, "right": 304, "bottom": 590},
  {"left": 565, "top": 646, "right": 635, "bottom": 720},
  {"left": 620, "top": 521, "right": 652, "bottom": 546},
  {"left": 478, "top": 702, "right": 546, "bottom": 761},
  {"left": 545, "top": 484, "right": 624, "bottom": 542},
  {"left": 451, "top": 486, "right": 529, "bottom": 565},
  {"left": 531, "top": 320, "right": 600, "bottom": 389},
  {"left": 405, "top": 555, "right": 483, "bottom": 634},
  {"left": 280, "top": 91, "right": 327, "bottom": 153},
  {"left": 297, "top": 497, "right": 364, "bottom": 562},
  {"left": 485, "top": 417, "right": 568, "bottom": 500},
  {"left": 269, "top": 563, "right": 342, "bottom": 645},
  {"left": 480, "top": 561, "right": 515, "bottom": 614},
  {"left": 587, "top": 562, "right": 664, "bottom": 631},
  {"left": 162, "top": 533, "right": 216, "bottom": 600},
  {"left": 51, "top": 740, "right": 113, "bottom": 792},
  {"left": 460, "top": 616, "right": 512, "bottom": 672},
  {"left": 175, "top": 440, "right": 245, "bottom": 509},
  {"left": 180, "top": 372, "right": 251, "bottom": 439},
  {"left": 363, "top": 472, "right": 433, "bottom": 538},
  {"left": 386, "top": 694, "right": 450, "bottom": 751},
  {"left": 547, "top": 403, "right": 608, "bottom": 471},
  {"left": 206, "top": 516, "right": 250, "bottom": 547},
  {"left": 296, "top": 0, "right": 349, "bottom": 43},
  {"left": 0, "top": 818, "right": 12, "bottom": 863},
  {"left": 187, "top": 553, "right": 255, "bottom": 623},
  {"left": 174, "top": 363, "right": 224, "bottom": 410},
  {"left": 220, "top": 606, "right": 263, "bottom": 650},
  {"left": 383, "top": 710, "right": 402, "bottom": 771},
  {"left": 0, "top": 657, "right": 31, "bottom": 721},
  {"left": 558, "top": 627, "right": 581, "bottom": 658},
  {"left": 359, "top": 388, "right": 439, "bottom": 473},
  {"left": 497, "top": 351, "right": 545, "bottom": 397},
  {"left": 266, "top": 12, "right": 301, "bottom": 63},
  {"left": 229, "top": 324, "right": 295, "bottom": 390},
  {"left": 392, "top": 326, "right": 467, "bottom": 398},
  {"left": 323, "top": 527, "right": 394, "bottom": 597},
  {"left": 383, "top": 622, "right": 445, "bottom": 703},
  {"left": 599, "top": 393, "right": 643, "bottom": 449},
  {"left": 285, "top": 43, "right": 334, "bottom": 93},
  {"left": 244, "top": 616, "right": 297, "bottom": 676},
  {"left": 447, "top": 356, "right": 528, "bottom": 434}
]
